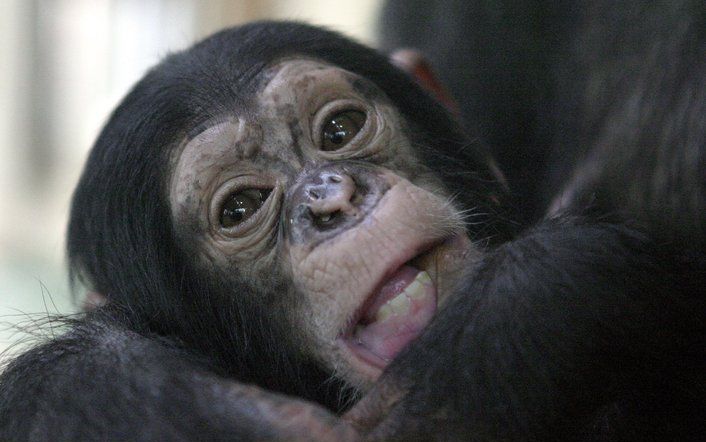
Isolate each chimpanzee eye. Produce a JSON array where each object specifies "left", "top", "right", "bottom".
[
  {"left": 321, "top": 110, "right": 366, "bottom": 151},
  {"left": 219, "top": 189, "right": 272, "bottom": 228}
]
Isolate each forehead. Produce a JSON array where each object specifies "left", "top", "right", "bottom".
[
  {"left": 266, "top": 58, "right": 338, "bottom": 79},
  {"left": 262, "top": 57, "right": 367, "bottom": 84},
  {"left": 174, "top": 57, "right": 371, "bottom": 158},
  {"left": 258, "top": 58, "right": 369, "bottom": 106}
]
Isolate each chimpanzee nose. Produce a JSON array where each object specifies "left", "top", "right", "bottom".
[
  {"left": 287, "top": 165, "right": 376, "bottom": 241},
  {"left": 305, "top": 171, "right": 358, "bottom": 219}
]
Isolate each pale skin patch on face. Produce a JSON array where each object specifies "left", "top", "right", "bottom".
[
  {"left": 287, "top": 174, "right": 474, "bottom": 389},
  {"left": 170, "top": 117, "right": 282, "bottom": 264},
  {"left": 169, "top": 59, "right": 429, "bottom": 267},
  {"left": 167, "top": 58, "right": 479, "bottom": 391},
  {"left": 171, "top": 118, "right": 252, "bottom": 215},
  {"left": 259, "top": 60, "right": 419, "bottom": 167}
]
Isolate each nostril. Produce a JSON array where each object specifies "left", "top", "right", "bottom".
[
  {"left": 308, "top": 189, "right": 321, "bottom": 200},
  {"left": 299, "top": 170, "right": 359, "bottom": 224}
]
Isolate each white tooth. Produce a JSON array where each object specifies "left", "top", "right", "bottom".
[
  {"left": 375, "top": 303, "right": 394, "bottom": 322},
  {"left": 404, "top": 279, "right": 425, "bottom": 299},
  {"left": 373, "top": 271, "right": 434, "bottom": 322},
  {"left": 416, "top": 270, "right": 432, "bottom": 286},
  {"left": 388, "top": 292, "right": 411, "bottom": 314}
]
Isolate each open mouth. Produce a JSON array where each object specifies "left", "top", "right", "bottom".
[{"left": 339, "top": 241, "right": 443, "bottom": 370}]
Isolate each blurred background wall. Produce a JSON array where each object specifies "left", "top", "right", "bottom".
[{"left": 0, "top": 0, "right": 383, "bottom": 353}]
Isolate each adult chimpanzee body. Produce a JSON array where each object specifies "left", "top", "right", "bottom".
[
  {"left": 382, "top": 0, "right": 706, "bottom": 231},
  {"left": 367, "top": 1, "right": 706, "bottom": 439},
  {"left": 0, "top": 9, "right": 704, "bottom": 442}
]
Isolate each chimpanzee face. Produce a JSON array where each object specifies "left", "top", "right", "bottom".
[{"left": 169, "top": 59, "right": 477, "bottom": 389}]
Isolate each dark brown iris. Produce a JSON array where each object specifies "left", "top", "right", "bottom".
[
  {"left": 220, "top": 189, "right": 271, "bottom": 228},
  {"left": 321, "top": 110, "right": 366, "bottom": 151}
]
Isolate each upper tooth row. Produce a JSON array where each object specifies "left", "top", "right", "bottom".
[{"left": 376, "top": 271, "right": 432, "bottom": 321}]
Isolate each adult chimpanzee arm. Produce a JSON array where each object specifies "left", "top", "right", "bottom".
[
  {"left": 348, "top": 220, "right": 705, "bottom": 441},
  {"left": 0, "top": 318, "right": 357, "bottom": 442}
]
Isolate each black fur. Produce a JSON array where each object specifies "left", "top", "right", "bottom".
[
  {"left": 0, "top": 21, "right": 504, "bottom": 440},
  {"left": 0, "top": 11, "right": 704, "bottom": 441},
  {"left": 381, "top": 0, "right": 706, "bottom": 235},
  {"left": 62, "top": 21, "right": 504, "bottom": 406},
  {"left": 357, "top": 219, "right": 705, "bottom": 440}
]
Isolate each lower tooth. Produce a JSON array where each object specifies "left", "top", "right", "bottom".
[
  {"left": 388, "top": 292, "right": 411, "bottom": 314},
  {"left": 416, "top": 270, "right": 432, "bottom": 286},
  {"left": 376, "top": 304, "right": 393, "bottom": 321},
  {"left": 405, "top": 271, "right": 430, "bottom": 299},
  {"left": 404, "top": 280, "right": 423, "bottom": 299},
  {"left": 373, "top": 271, "right": 433, "bottom": 322}
]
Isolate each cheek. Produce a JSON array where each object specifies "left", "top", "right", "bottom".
[
  {"left": 369, "top": 105, "right": 433, "bottom": 181},
  {"left": 287, "top": 178, "right": 465, "bottom": 342}
]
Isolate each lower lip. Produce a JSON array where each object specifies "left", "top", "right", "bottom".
[
  {"left": 338, "top": 268, "right": 438, "bottom": 372},
  {"left": 340, "top": 338, "right": 390, "bottom": 371},
  {"left": 336, "top": 232, "right": 473, "bottom": 375}
]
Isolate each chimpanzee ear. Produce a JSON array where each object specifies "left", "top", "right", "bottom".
[
  {"left": 389, "top": 49, "right": 460, "bottom": 116},
  {"left": 83, "top": 291, "right": 107, "bottom": 311}
]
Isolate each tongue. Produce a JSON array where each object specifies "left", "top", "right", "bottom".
[{"left": 351, "top": 267, "right": 437, "bottom": 365}]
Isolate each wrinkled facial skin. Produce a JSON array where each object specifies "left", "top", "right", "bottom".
[{"left": 170, "top": 59, "right": 479, "bottom": 390}]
